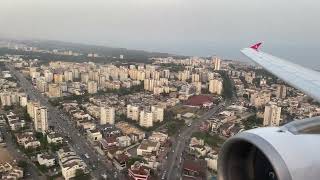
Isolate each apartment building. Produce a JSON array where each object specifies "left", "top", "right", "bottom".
[{"left": 100, "top": 106, "right": 115, "bottom": 125}]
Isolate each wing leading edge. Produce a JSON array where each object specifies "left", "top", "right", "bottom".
[{"left": 241, "top": 43, "right": 320, "bottom": 102}]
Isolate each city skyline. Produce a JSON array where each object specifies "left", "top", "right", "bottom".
[
  {"left": 1, "top": 1, "right": 320, "bottom": 179},
  {"left": 1, "top": 0, "right": 320, "bottom": 67}
]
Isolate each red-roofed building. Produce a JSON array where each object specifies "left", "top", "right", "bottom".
[
  {"left": 100, "top": 137, "right": 118, "bottom": 150},
  {"left": 128, "top": 162, "right": 151, "bottom": 180},
  {"left": 113, "top": 153, "right": 129, "bottom": 171},
  {"left": 185, "top": 95, "right": 214, "bottom": 108},
  {"left": 182, "top": 160, "right": 206, "bottom": 180}
]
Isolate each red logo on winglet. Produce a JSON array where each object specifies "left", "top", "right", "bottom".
[{"left": 250, "top": 42, "right": 262, "bottom": 51}]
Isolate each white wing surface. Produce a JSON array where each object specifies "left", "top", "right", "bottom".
[{"left": 241, "top": 43, "right": 320, "bottom": 102}]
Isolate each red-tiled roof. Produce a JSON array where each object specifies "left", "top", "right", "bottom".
[
  {"left": 182, "top": 160, "right": 206, "bottom": 173},
  {"left": 185, "top": 95, "right": 213, "bottom": 106}
]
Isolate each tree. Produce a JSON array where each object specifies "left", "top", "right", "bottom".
[
  {"left": 191, "top": 132, "right": 224, "bottom": 147},
  {"left": 3, "top": 105, "right": 14, "bottom": 111},
  {"left": 74, "top": 169, "right": 90, "bottom": 180},
  {"left": 127, "top": 156, "right": 147, "bottom": 167},
  {"left": 166, "top": 120, "right": 185, "bottom": 136},
  {"left": 243, "top": 115, "right": 263, "bottom": 130},
  {"left": 35, "top": 132, "right": 49, "bottom": 150},
  {"left": 218, "top": 70, "right": 235, "bottom": 99},
  {"left": 17, "top": 160, "right": 28, "bottom": 169},
  {"left": 164, "top": 110, "right": 175, "bottom": 121}
]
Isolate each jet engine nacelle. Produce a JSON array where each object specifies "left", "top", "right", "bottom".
[{"left": 218, "top": 117, "right": 320, "bottom": 180}]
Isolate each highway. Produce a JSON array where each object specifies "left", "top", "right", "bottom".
[
  {"left": 6, "top": 63, "right": 116, "bottom": 180},
  {"left": 165, "top": 103, "right": 225, "bottom": 180}
]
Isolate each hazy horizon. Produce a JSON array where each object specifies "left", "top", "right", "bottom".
[{"left": 1, "top": 0, "right": 320, "bottom": 67}]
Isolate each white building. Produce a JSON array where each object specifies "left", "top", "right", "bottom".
[
  {"left": 214, "top": 57, "right": 221, "bottom": 71},
  {"left": 0, "top": 92, "right": 18, "bottom": 107},
  {"left": 151, "top": 106, "right": 164, "bottom": 122},
  {"left": 58, "top": 146, "right": 88, "bottom": 180},
  {"left": 19, "top": 93, "right": 28, "bottom": 107},
  {"left": 116, "top": 136, "right": 131, "bottom": 147},
  {"left": 205, "top": 153, "right": 218, "bottom": 171},
  {"left": 48, "top": 83, "right": 62, "bottom": 98},
  {"left": 37, "top": 153, "right": 55, "bottom": 167},
  {"left": 44, "top": 70, "right": 54, "bottom": 82},
  {"left": 250, "top": 91, "right": 271, "bottom": 108},
  {"left": 276, "top": 85, "right": 287, "bottom": 99},
  {"left": 127, "top": 104, "right": 140, "bottom": 121},
  {"left": 137, "top": 139, "right": 160, "bottom": 156},
  {"left": 47, "top": 132, "right": 64, "bottom": 144},
  {"left": 34, "top": 106, "right": 48, "bottom": 133},
  {"left": 263, "top": 104, "right": 282, "bottom": 126},
  {"left": 64, "top": 71, "right": 73, "bottom": 82},
  {"left": 139, "top": 109, "right": 153, "bottom": 128},
  {"left": 209, "top": 79, "right": 223, "bottom": 95},
  {"left": 100, "top": 106, "right": 115, "bottom": 125},
  {"left": 87, "top": 81, "right": 98, "bottom": 94},
  {"left": 191, "top": 74, "right": 200, "bottom": 82}
]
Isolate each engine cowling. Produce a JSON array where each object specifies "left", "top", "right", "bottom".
[{"left": 217, "top": 117, "right": 320, "bottom": 180}]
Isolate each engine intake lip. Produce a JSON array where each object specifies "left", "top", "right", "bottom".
[{"left": 217, "top": 132, "right": 292, "bottom": 180}]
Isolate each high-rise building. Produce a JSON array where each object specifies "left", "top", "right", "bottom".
[
  {"left": 27, "top": 101, "right": 40, "bottom": 119},
  {"left": 34, "top": 106, "right": 48, "bottom": 133},
  {"left": 178, "top": 71, "right": 189, "bottom": 82},
  {"left": 209, "top": 79, "right": 223, "bottom": 95},
  {"left": 263, "top": 104, "right": 281, "bottom": 126},
  {"left": 214, "top": 57, "right": 221, "bottom": 71},
  {"left": 151, "top": 106, "right": 164, "bottom": 122},
  {"left": 48, "top": 83, "right": 62, "bottom": 98},
  {"left": 127, "top": 105, "right": 140, "bottom": 121},
  {"left": 162, "top": 69, "right": 170, "bottom": 79},
  {"left": 151, "top": 71, "right": 160, "bottom": 80},
  {"left": 64, "top": 71, "right": 73, "bottom": 82},
  {"left": 192, "top": 74, "right": 200, "bottom": 82},
  {"left": 139, "top": 109, "right": 153, "bottom": 128},
  {"left": 193, "top": 82, "right": 202, "bottom": 95},
  {"left": 100, "top": 106, "right": 115, "bottom": 125},
  {"left": 81, "top": 72, "right": 89, "bottom": 83},
  {"left": 72, "top": 68, "right": 80, "bottom": 79},
  {"left": 159, "top": 78, "right": 169, "bottom": 86},
  {"left": 0, "top": 92, "right": 16, "bottom": 107},
  {"left": 44, "top": 70, "right": 54, "bottom": 82},
  {"left": 97, "top": 74, "right": 105, "bottom": 85},
  {"left": 36, "top": 79, "right": 48, "bottom": 93},
  {"left": 19, "top": 93, "right": 28, "bottom": 107},
  {"left": 137, "top": 71, "right": 145, "bottom": 81},
  {"left": 54, "top": 73, "right": 64, "bottom": 83},
  {"left": 87, "top": 81, "right": 98, "bottom": 94},
  {"left": 276, "top": 85, "right": 287, "bottom": 99},
  {"left": 250, "top": 91, "right": 271, "bottom": 107},
  {"left": 144, "top": 79, "right": 154, "bottom": 92}
]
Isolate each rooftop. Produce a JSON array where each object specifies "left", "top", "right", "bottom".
[{"left": 185, "top": 95, "right": 214, "bottom": 107}]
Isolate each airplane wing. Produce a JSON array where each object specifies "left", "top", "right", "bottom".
[{"left": 241, "top": 43, "right": 320, "bottom": 102}]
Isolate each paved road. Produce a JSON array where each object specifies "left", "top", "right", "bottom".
[
  {"left": 165, "top": 103, "right": 226, "bottom": 180},
  {"left": 6, "top": 64, "right": 116, "bottom": 180},
  {"left": 165, "top": 74, "right": 237, "bottom": 179}
]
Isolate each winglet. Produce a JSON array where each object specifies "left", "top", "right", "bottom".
[{"left": 250, "top": 42, "right": 262, "bottom": 51}]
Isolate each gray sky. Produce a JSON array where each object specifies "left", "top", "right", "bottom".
[{"left": 1, "top": 0, "right": 320, "bottom": 67}]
